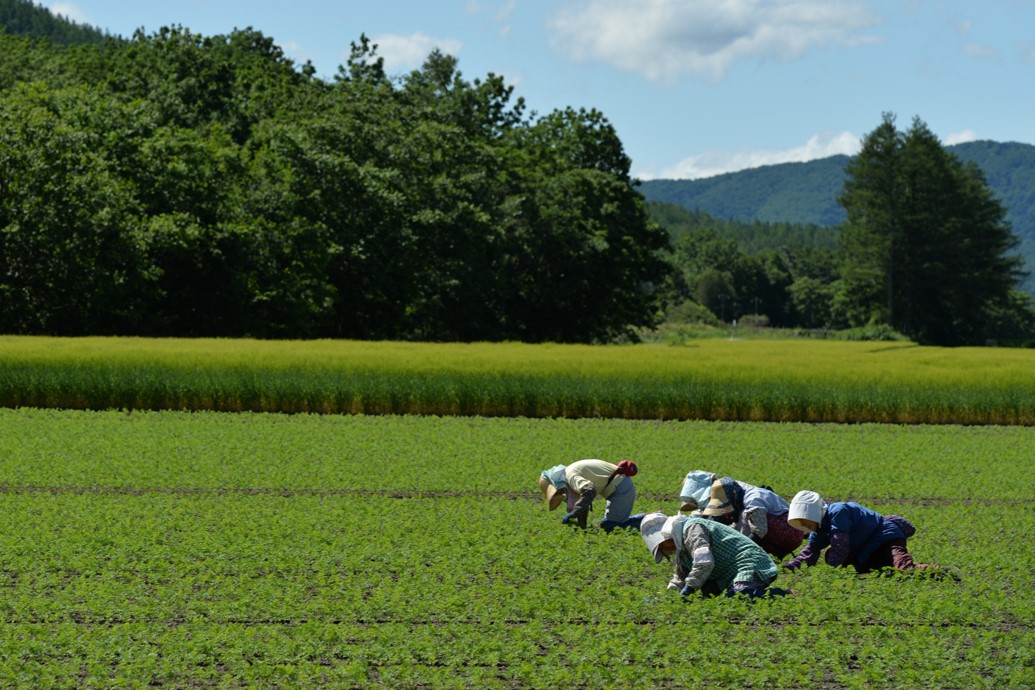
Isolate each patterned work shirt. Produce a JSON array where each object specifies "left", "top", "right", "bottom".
[{"left": 677, "top": 517, "right": 777, "bottom": 592}]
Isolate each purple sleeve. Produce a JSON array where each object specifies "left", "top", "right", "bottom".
[
  {"left": 782, "top": 540, "right": 820, "bottom": 569},
  {"left": 824, "top": 531, "right": 851, "bottom": 567}
]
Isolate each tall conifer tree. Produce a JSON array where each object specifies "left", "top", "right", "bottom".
[{"left": 838, "top": 114, "right": 1023, "bottom": 344}]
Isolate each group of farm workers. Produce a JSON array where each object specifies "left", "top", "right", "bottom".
[{"left": 538, "top": 461, "right": 945, "bottom": 599}]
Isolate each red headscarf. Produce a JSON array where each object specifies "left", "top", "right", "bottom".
[{"left": 616, "top": 460, "right": 638, "bottom": 476}]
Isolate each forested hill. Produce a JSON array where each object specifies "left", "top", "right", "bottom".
[
  {"left": 642, "top": 155, "right": 852, "bottom": 227},
  {"left": 639, "top": 141, "right": 1035, "bottom": 291},
  {"left": 0, "top": 0, "right": 114, "bottom": 45}
]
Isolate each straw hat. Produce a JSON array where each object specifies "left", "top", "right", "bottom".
[
  {"left": 701, "top": 479, "right": 734, "bottom": 516},
  {"left": 538, "top": 476, "right": 565, "bottom": 511}
]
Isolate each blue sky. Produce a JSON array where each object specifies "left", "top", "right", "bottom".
[{"left": 50, "top": 1, "right": 1035, "bottom": 180}]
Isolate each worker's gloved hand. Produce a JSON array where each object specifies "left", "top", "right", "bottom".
[
  {"left": 781, "top": 558, "right": 802, "bottom": 571},
  {"left": 561, "top": 512, "right": 578, "bottom": 525},
  {"left": 667, "top": 575, "right": 685, "bottom": 591},
  {"left": 679, "top": 584, "right": 697, "bottom": 597}
]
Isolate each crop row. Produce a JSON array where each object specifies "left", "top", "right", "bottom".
[
  {"left": 2, "top": 409, "right": 1032, "bottom": 500},
  {"left": 0, "top": 491, "right": 1029, "bottom": 688},
  {"left": 0, "top": 621, "right": 1028, "bottom": 689},
  {"left": 0, "top": 493, "right": 1028, "bottom": 621},
  {"left": 2, "top": 336, "right": 1035, "bottom": 424},
  {"left": 0, "top": 502, "right": 1030, "bottom": 668}
]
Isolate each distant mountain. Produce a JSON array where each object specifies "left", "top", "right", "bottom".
[
  {"left": 639, "top": 141, "right": 1035, "bottom": 293},
  {"left": 641, "top": 155, "right": 852, "bottom": 227},
  {"left": 0, "top": 0, "right": 114, "bottom": 45}
]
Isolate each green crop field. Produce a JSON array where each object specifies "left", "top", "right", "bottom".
[{"left": 0, "top": 408, "right": 1031, "bottom": 688}]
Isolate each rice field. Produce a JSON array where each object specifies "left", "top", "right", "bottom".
[{"left": 2, "top": 336, "right": 1034, "bottom": 424}]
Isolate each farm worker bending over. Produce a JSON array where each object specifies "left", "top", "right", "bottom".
[
  {"left": 640, "top": 512, "right": 789, "bottom": 599},
  {"left": 781, "top": 491, "right": 940, "bottom": 574},
  {"left": 678, "top": 470, "right": 717, "bottom": 512},
  {"left": 538, "top": 459, "right": 642, "bottom": 532},
  {"left": 701, "top": 478, "right": 803, "bottom": 559}
]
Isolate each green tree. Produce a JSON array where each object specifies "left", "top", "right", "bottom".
[
  {"left": 788, "top": 277, "right": 835, "bottom": 329},
  {"left": 0, "top": 26, "right": 673, "bottom": 343},
  {"left": 668, "top": 226, "right": 790, "bottom": 324},
  {"left": 838, "top": 113, "right": 901, "bottom": 327},
  {"left": 390, "top": 50, "right": 516, "bottom": 340},
  {"left": 104, "top": 26, "right": 311, "bottom": 143},
  {"left": 838, "top": 113, "right": 1025, "bottom": 344},
  {"left": 500, "top": 107, "right": 670, "bottom": 341},
  {"left": 0, "top": 83, "right": 145, "bottom": 333},
  {"left": 0, "top": 0, "right": 114, "bottom": 45}
]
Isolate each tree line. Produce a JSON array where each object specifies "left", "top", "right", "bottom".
[
  {"left": 0, "top": 27, "right": 669, "bottom": 342},
  {"left": 654, "top": 115, "right": 1035, "bottom": 347},
  {"left": 657, "top": 115, "right": 1035, "bottom": 345},
  {"left": 655, "top": 207, "right": 841, "bottom": 330},
  {"left": 1, "top": 13, "right": 1032, "bottom": 346}
]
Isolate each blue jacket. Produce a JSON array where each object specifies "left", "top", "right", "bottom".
[{"left": 806, "top": 501, "right": 906, "bottom": 566}]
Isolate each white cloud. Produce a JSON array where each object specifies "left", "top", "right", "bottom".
[
  {"left": 943, "top": 129, "right": 978, "bottom": 146},
  {"left": 496, "top": 0, "right": 518, "bottom": 22},
  {"left": 640, "top": 128, "right": 988, "bottom": 180},
  {"left": 279, "top": 40, "right": 312, "bottom": 67},
  {"left": 47, "top": 3, "right": 90, "bottom": 24},
  {"left": 548, "top": 0, "right": 881, "bottom": 82},
  {"left": 467, "top": 1, "right": 517, "bottom": 39},
  {"left": 497, "top": 0, "right": 518, "bottom": 38},
  {"left": 366, "top": 32, "right": 463, "bottom": 73},
  {"left": 647, "top": 131, "right": 861, "bottom": 180},
  {"left": 963, "top": 42, "right": 998, "bottom": 59}
]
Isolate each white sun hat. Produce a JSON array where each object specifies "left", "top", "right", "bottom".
[
  {"left": 787, "top": 490, "right": 826, "bottom": 531},
  {"left": 640, "top": 512, "right": 670, "bottom": 563}
]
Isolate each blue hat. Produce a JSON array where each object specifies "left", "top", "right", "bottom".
[{"left": 679, "top": 470, "right": 716, "bottom": 511}]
